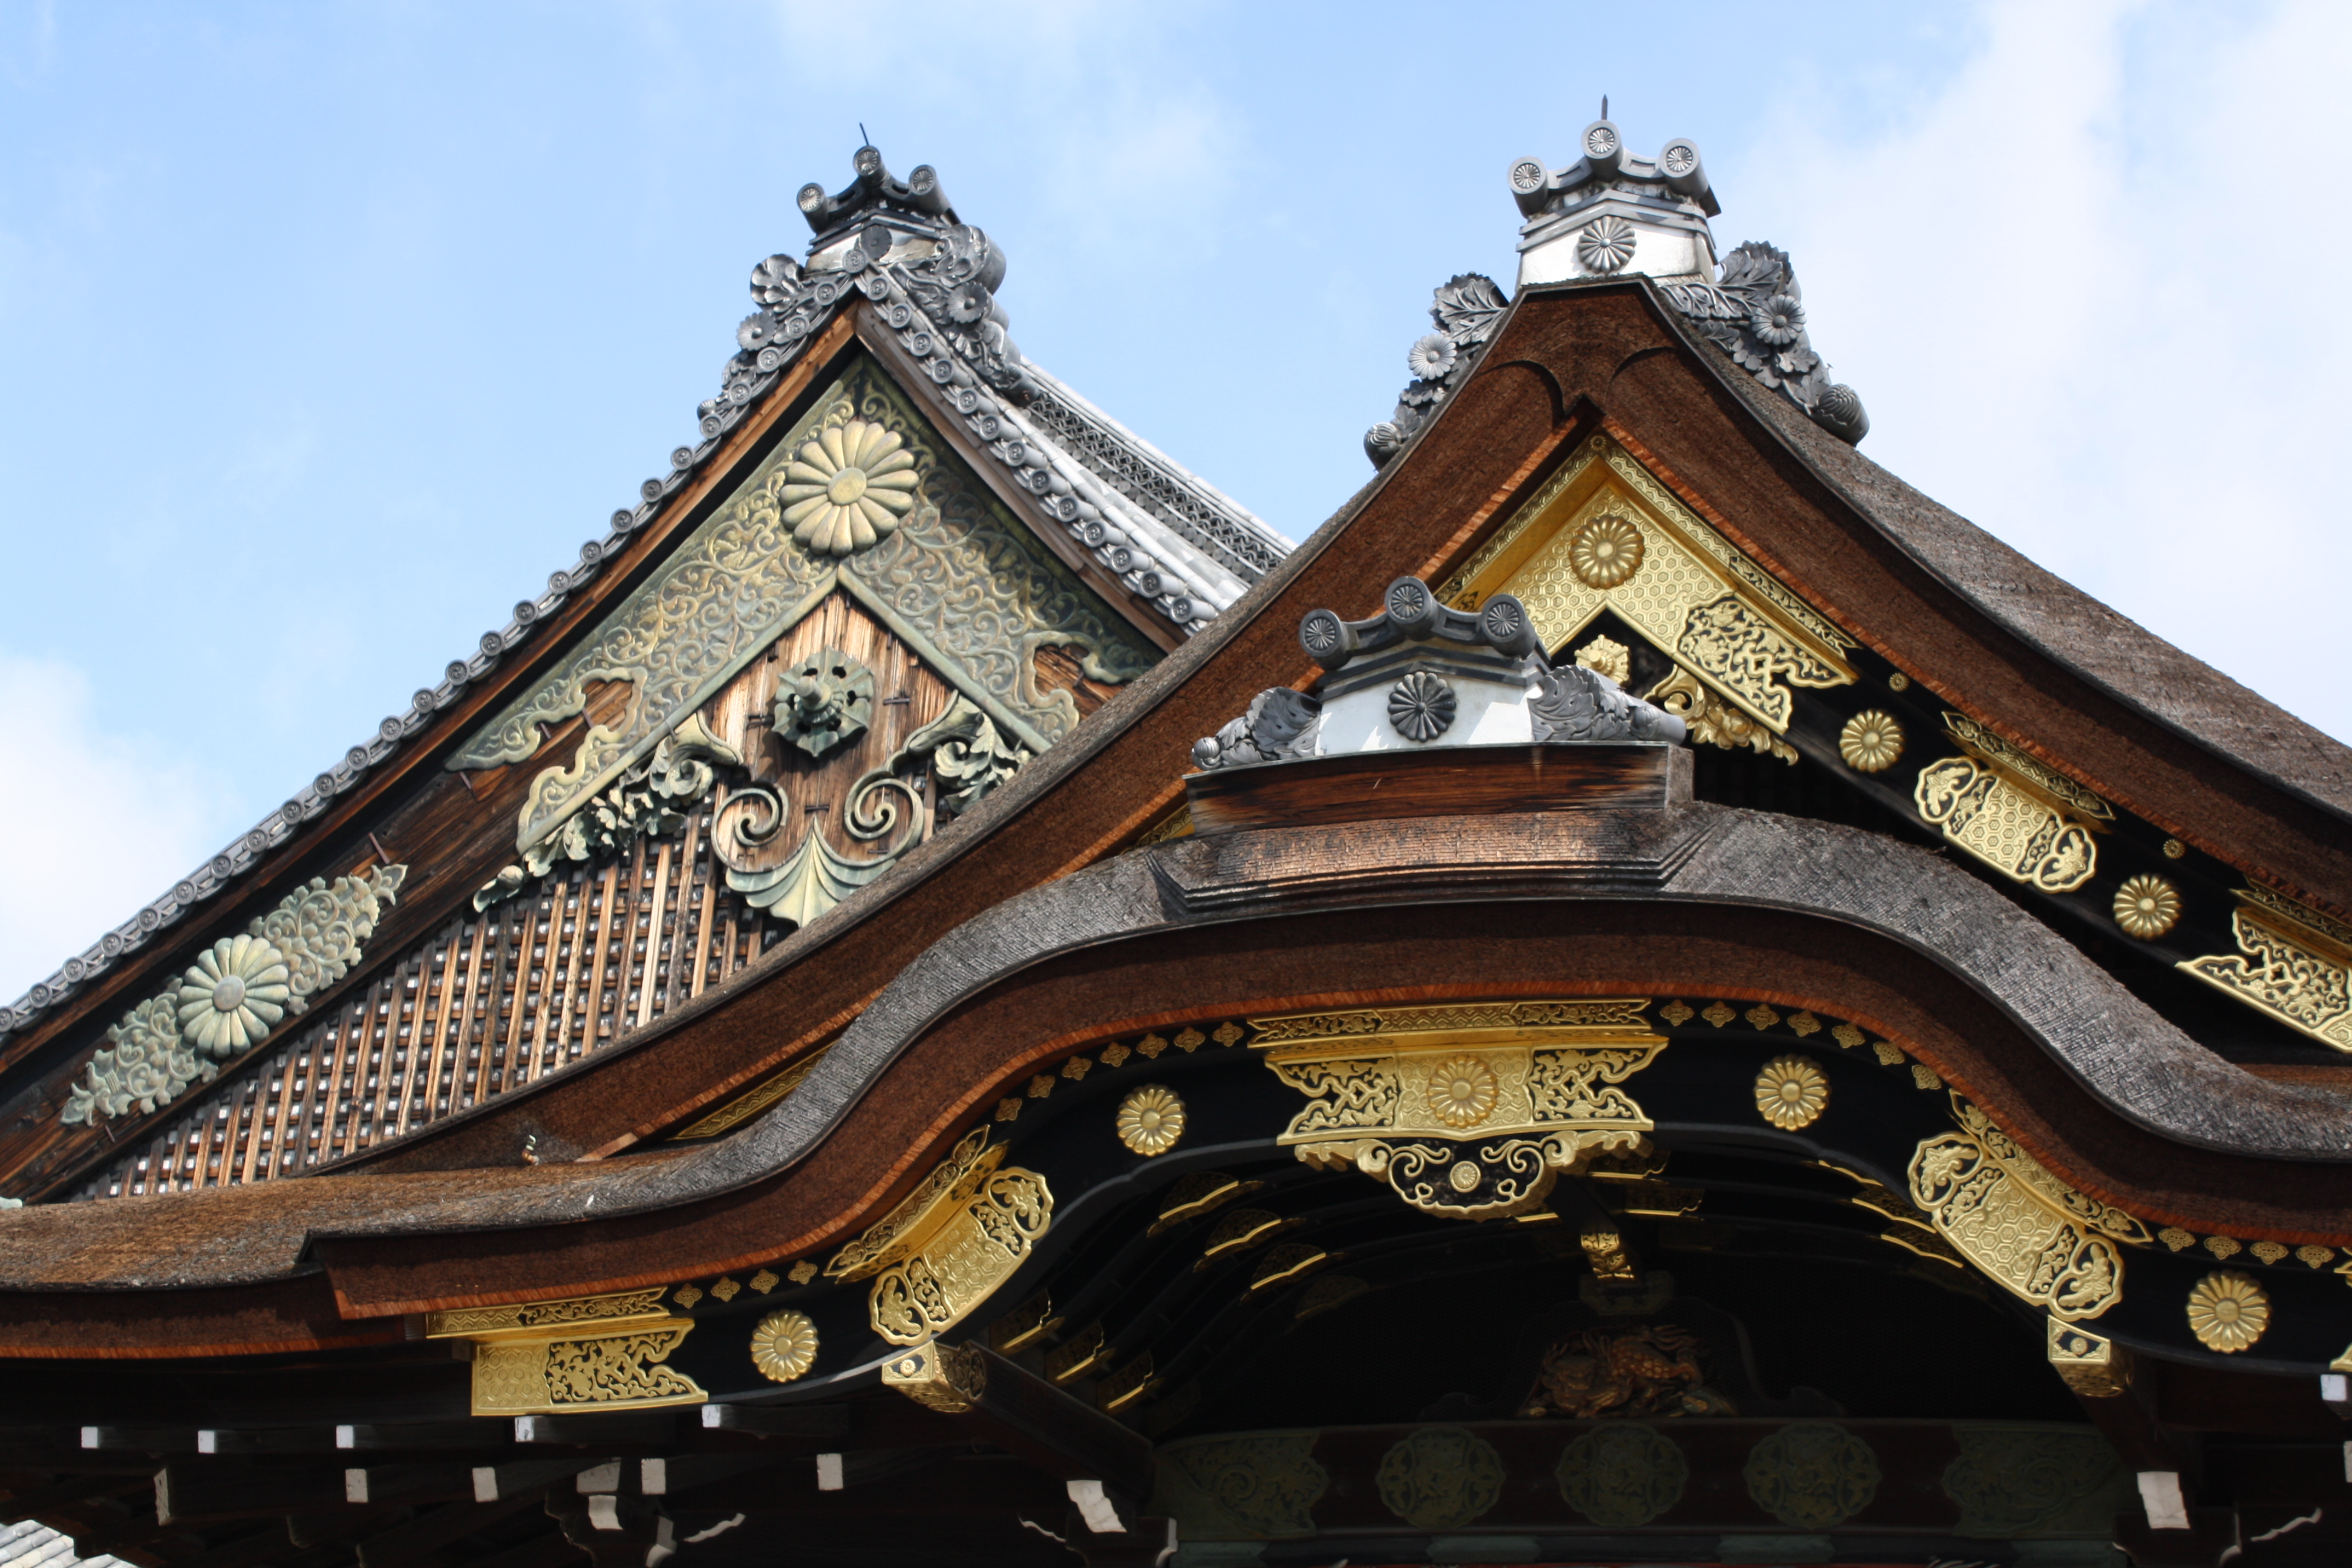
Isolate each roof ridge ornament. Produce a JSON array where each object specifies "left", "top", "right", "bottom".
[
  {"left": 1661, "top": 243, "right": 1870, "bottom": 445},
  {"left": 1191, "top": 578, "right": 1685, "bottom": 770},
  {"left": 1364, "top": 273, "right": 1509, "bottom": 468}
]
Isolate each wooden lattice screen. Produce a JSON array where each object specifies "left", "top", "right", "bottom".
[{"left": 75, "top": 802, "right": 773, "bottom": 1200}]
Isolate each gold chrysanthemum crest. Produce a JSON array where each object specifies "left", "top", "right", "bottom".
[
  {"left": 780, "top": 417, "right": 920, "bottom": 556},
  {"left": 2186, "top": 1271, "right": 2267, "bottom": 1354},
  {"left": 1116, "top": 1084, "right": 1187, "bottom": 1157},
  {"left": 2113, "top": 875, "right": 2181, "bottom": 940},
  {"left": 1754, "top": 1055, "right": 1829, "bottom": 1131},
  {"left": 1838, "top": 710, "right": 1905, "bottom": 773},
  {"left": 750, "top": 1308, "right": 820, "bottom": 1382},
  {"left": 1426, "top": 1054, "right": 1501, "bottom": 1129},
  {"left": 1568, "top": 514, "right": 1646, "bottom": 589}
]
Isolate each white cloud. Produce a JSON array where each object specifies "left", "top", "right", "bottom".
[
  {"left": 0, "top": 656, "right": 237, "bottom": 1002},
  {"left": 1747, "top": 0, "right": 2352, "bottom": 741}
]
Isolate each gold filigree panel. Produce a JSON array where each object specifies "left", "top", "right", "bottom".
[
  {"left": 1913, "top": 716, "right": 2111, "bottom": 894},
  {"left": 2179, "top": 886, "right": 2352, "bottom": 1053},
  {"left": 423, "top": 1288, "right": 702, "bottom": 1416},
  {"left": 1908, "top": 1099, "right": 2149, "bottom": 1321},
  {"left": 826, "top": 1128, "right": 1054, "bottom": 1345},
  {"left": 1440, "top": 435, "right": 1854, "bottom": 734},
  {"left": 1251, "top": 1001, "right": 1665, "bottom": 1221}
]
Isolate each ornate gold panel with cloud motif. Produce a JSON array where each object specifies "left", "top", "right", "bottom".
[
  {"left": 1913, "top": 714, "right": 2111, "bottom": 893},
  {"left": 1250, "top": 1001, "right": 1665, "bottom": 1220},
  {"left": 423, "top": 1288, "right": 704, "bottom": 1416},
  {"left": 1909, "top": 1098, "right": 2149, "bottom": 1321},
  {"left": 1440, "top": 434, "right": 1854, "bottom": 733},
  {"left": 826, "top": 1128, "right": 1053, "bottom": 1345},
  {"left": 2179, "top": 885, "right": 2352, "bottom": 1053}
]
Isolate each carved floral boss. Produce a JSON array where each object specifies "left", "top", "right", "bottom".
[{"left": 1249, "top": 1001, "right": 1666, "bottom": 1220}]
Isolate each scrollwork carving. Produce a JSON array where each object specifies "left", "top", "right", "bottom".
[{"left": 2180, "top": 886, "right": 2352, "bottom": 1052}]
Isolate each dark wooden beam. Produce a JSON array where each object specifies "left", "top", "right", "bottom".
[
  {"left": 696, "top": 1404, "right": 851, "bottom": 1440},
  {"left": 353, "top": 1494, "right": 544, "bottom": 1568},
  {"left": 336, "top": 1421, "right": 510, "bottom": 1454},
  {"left": 952, "top": 1345, "right": 1153, "bottom": 1500},
  {"left": 153, "top": 1465, "right": 346, "bottom": 1526},
  {"left": 512, "top": 1413, "right": 682, "bottom": 1447},
  {"left": 197, "top": 1430, "right": 336, "bottom": 1457}
]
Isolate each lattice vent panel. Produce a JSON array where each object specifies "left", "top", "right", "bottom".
[{"left": 75, "top": 802, "right": 773, "bottom": 1200}]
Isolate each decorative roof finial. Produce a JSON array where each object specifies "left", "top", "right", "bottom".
[{"left": 1508, "top": 119, "right": 1717, "bottom": 289}]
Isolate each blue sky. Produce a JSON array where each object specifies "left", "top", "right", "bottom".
[{"left": 2, "top": 0, "right": 2345, "bottom": 998}]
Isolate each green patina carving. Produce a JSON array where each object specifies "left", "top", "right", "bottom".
[
  {"left": 1556, "top": 1424, "right": 1688, "bottom": 1528},
  {"left": 1742, "top": 1422, "right": 1880, "bottom": 1530},
  {"left": 452, "top": 359, "right": 1156, "bottom": 852},
  {"left": 1942, "top": 1425, "right": 2128, "bottom": 1538},
  {"left": 62, "top": 866, "right": 408, "bottom": 1126},
  {"left": 1154, "top": 1432, "right": 1328, "bottom": 1540},
  {"left": 1375, "top": 1426, "right": 1505, "bottom": 1532}
]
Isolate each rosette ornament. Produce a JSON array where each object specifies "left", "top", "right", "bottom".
[
  {"left": 780, "top": 419, "right": 920, "bottom": 556},
  {"left": 177, "top": 934, "right": 292, "bottom": 1056}
]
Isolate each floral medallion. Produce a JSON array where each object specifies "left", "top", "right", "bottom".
[
  {"left": 1743, "top": 1422, "right": 1880, "bottom": 1529},
  {"left": 779, "top": 417, "right": 921, "bottom": 556},
  {"left": 1576, "top": 216, "right": 1638, "bottom": 275},
  {"left": 2186, "top": 1271, "right": 2268, "bottom": 1353},
  {"left": 1754, "top": 1054, "right": 1828, "bottom": 1131},
  {"left": 176, "top": 934, "right": 293, "bottom": 1057},
  {"left": 750, "top": 1308, "right": 820, "bottom": 1382},
  {"left": 1749, "top": 293, "right": 1806, "bottom": 348},
  {"left": 1406, "top": 332, "right": 1458, "bottom": 382},
  {"left": 1557, "top": 1425, "right": 1689, "bottom": 1528},
  {"left": 1838, "top": 710, "right": 1905, "bottom": 773},
  {"left": 1573, "top": 635, "right": 1632, "bottom": 685},
  {"left": 1375, "top": 1426, "right": 1504, "bottom": 1530},
  {"left": 1568, "top": 514, "right": 1645, "bottom": 589},
  {"left": 1426, "top": 1054, "right": 1500, "bottom": 1129},
  {"left": 2113, "top": 875, "right": 2182, "bottom": 941},
  {"left": 1116, "top": 1085, "right": 1187, "bottom": 1157},
  {"left": 1387, "top": 671, "right": 1457, "bottom": 743}
]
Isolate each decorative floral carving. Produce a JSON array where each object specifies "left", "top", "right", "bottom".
[
  {"left": 2114, "top": 875, "right": 2183, "bottom": 940},
  {"left": 1530, "top": 662, "right": 1684, "bottom": 745},
  {"left": 1426, "top": 1055, "right": 1500, "bottom": 1129},
  {"left": 1941, "top": 1428, "right": 2123, "bottom": 1537},
  {"left": 1569, "top": 514, "right": 1646, "bottom": 589},
  {"left": 1116, "top": 1085, "right": 1187, "bottom": 1156},
  {"left": 62, "top": 866, "right": 407, "bottom": 1126},
  {"left": 1192, "top": 687, "right": 1324, "bottom": 771},
  {"left": 1575, "top": 215, "right": 1638, "bottom": 275},
  {"left": 175, "top": 935, "right": 291, "bottom": 1057},
  {"left": 780, "top": 418, "right": 921, "bottom": 555},
  {"left": 2186, "top": 1271, "right": 2268, "bottom": 1353},
  {"left": 1838, "top": 710, "right": 1905, "bottom": 773},
  {"left": 475, "top": 722, "right": 740, "bottom": 911},
  {"left": 1557, "top": 1425, "right": 1688, "bottom": 1527},
  {"left": 1574, "top": 636, "right": 1632, "bottom": 684},
  {"left": 1375, "top": 1426, "right": 1504, "bottom": 1530},
  {"left": 1915, "top": 754, "right": 2100, "bottom": 894},
  {"left": 1526, "top": 1324, "right": 1731, "bottom": 1420},
  {"left": 1754, "top": 1054, "right": 1829, "bottom": 1131},
  {"left": 1661, "top": 243, "right": 1867, "bottom": 444},
  {"left": 1364, "top": 273, "right": 1511, "bottom": 466},
  {"left": 1743, "top": 1423, "right": 1880, "bottom": 1530},
  {"left": 750, "top": 1310, "right": 820, "bottom": 1382},
  {"left": 1166, "top": 1434, "right": 1328, "bottom": 1540},
  {"left": 1387, "top": 671, "right": 1457, "bottom": 743},
  {"left": 1647, "top": 668, "right": 1795, "bottom": 763},
  {"left": 2180, "top": 887, "right": 2352, "bottom": 1051}
]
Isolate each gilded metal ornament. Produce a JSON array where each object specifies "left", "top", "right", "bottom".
[
  {"left": 1941, "top": 1427, "right": 2126, "bottom": 1537},
  {"left": 1375, "top": 1426, "right": 1505, "bottom": 1530},
  {"left": 425, "top": 1289, "right": 703, "bottom": 1417},
  {"left": 1754, "top": 1055, "right": 1829, "bottom": 1131},
  {"left": 1437, "top": 437, "right": 1854, "bottom": 739},
  {"left": 1573, "top": 635, "right": 1632, "bottom": 684},
  {"left": 1838, "top": 710, "right": 1905, "bottom": 773},
  {"left": 1742, "top": 1423, "right": 1881, "bottom": 1530},
  {"left": 748, "top": 1310, "right": 819, "bottom": 1383},
  {"left": 1526, "top": 1325, "right": 1731, "bottom": 1419},
  {"left": 62, "top": 865, "right": 408, "bottom": 1126},
  {"left": 1568, "top": 514, "right": 1646, "bottom": 589},
  {"left": 1909, "top": 1098, "right": 2150, "bottom": 1320},
  {"left": 779, "top": 417, "right": 921, "bottom": 556},
  {"left": 1556, "top": 1425, "right": 1689, "bottom": 1527},
  {"left": 825, "top": 1128, "right": 1054, "bottom": 1345},
  {"left": 2047, "top": 1321, "right": 2132, "bottom": 1399},
  {"left": 882, "top": 1338, "right": 988, "bottom": 1413},
  {"left": 1648, "top": 668, "right": 1796, "bottom": 763},
  {"left": 2112, "top": 875, "right": 2182, "bottom": 940},
  {"left": 2186, "top": 1270, "right": 2269, "bottom": 1353},
  {"left": 1252, "top": 1001, "right": 1664, "bottom": 1221},
  {"left": 1914, "top": 753, "right": 2102, "bottom": 895},
  {"left": 2179, "top": 885, "right": 2352, "bottom": 1052},
  {"left": 1116, "top": 1084, "right": 1187, "bottom": 1156}
]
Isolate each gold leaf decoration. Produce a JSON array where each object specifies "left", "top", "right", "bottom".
[
  {"left": 1838, "top": 710, "right": 1906, "bottom": 773},
  {"left": 1911, "top": 1065, "right": 1944, "bottom": 1091},
  {"left": 1702, "top": 1002, "right": 1736, "bottom": 1028},
  {"left": 2204, "top": 1235, "right": 2242, "bottom": 1261},
  {"left": 749, "top": 1270, "right": 780, "bottom": 1295},
  {"left": 1873, "top": 1042, "right": 1906, "bottom": 1067},
  {"left": 1755, "top": 1056, "right": 1829, "bottom": 1131},
  {"left": 1745, "top": 1004, "right": 1782, "bottom": 1031},
  {"left": 1573, "top": 635, "right": 1632, "bottom": 684},
  {"left": 995, "top": 1097, "right": 1022, "bottom": 1122},
  {"left": 1116, "top": 1085, "right": 1188, "bottom": 1157},
  {"left": 2186, "top": 1272, "right": 2269, "bottom": 1353},
  {"left": 2158, "top": 1228, "right": 2196, "bottom": 1253},
  {"left": 672, "top": 1285, "right": 704, "bottom": 1310},
  {"left": 788, "top": 1260, "right": 820, "bottom": 1284},
  {"left": 2298, "top": 1245, "right": 2335, "bottom": 1268},
  {"left": 1100, "top": 1042, "right": 1132, "bottom": 1068},
  {"left": 2114, "top": 875, "right": 2183, "bottom": 940},
  {"left": 750, "top": 1310, "right": 820, "bottom": 1382},
  {"left": 1426, "top": 1055, "right": 1501, "bottom": 1129},
  {"left": 1569, "top": 514, "right": 1646, "bottom": 589},
  {"left": 1137, "top": 1034, "right": 1170, "bottom": 1058},
  {"left": 1062, "top": 1057, "right": 1092, "bottom": 1080},
  {"left": 710, "top": 1277, "right": 741, "bottom": 1303},
  {"left": 1660, "top": 1001, "right": 1695, "bottom": 1027},
  {"left": 1831, "top": 1024, "right": 1865, "bottom": 1049},
  {"left": 1213, "top": 1022, "right": 1246, "bottom": 1048},
  {"left": 1175, "top": 1027, "right": 1207, "bottom": 1052},
  {"left": 1786, "top": 1011, "right": 1821, "bottom": 1037},
  {"left": 2252, "top": 1241, "right": 2288, "bottom": 1265}
]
